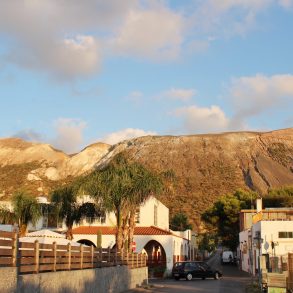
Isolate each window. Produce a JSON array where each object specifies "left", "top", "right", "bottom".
[
  {"left": 279, "top": 231, "right": 293, "bottom": 238},
  {"left": 135, "top": 207, "right": 140, "bottom": 224},
  {"left": 86, "top": 216, "right": 106, "bottom": 224},
  {"left": 154, "top": 205, "right": 158, "bottom": 226}
]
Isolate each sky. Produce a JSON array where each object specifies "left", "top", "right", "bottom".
[{"left": 0, "top": 0, "right": 293, "bottom": 154}]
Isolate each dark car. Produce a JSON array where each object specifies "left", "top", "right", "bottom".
[{"left": 172, "top": 261, "right": 222, "bottom": 281}]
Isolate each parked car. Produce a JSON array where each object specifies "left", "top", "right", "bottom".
[{"left": 172, "top": 261, "right": 222, "bottom": 281}]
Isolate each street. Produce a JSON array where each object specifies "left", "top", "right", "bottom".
[{"left": 126, "top": 251, "right": 251, "bottom": 293}]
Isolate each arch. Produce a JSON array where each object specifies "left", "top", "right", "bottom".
[
  {"left": 143, "top": 240, "right": 166, "bottom": 277},
  {"left": 77, "top": 239, "right": 96, "bottom": 247}
]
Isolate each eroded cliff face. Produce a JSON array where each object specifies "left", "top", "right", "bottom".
[
  {"left": 95, "top": 129, "right": 293, "bottom": 227},
  {"left": 0, "top": 129, "right": 292, "bottom": 228},
  {"left": 0, "top": 138, "right": 110, "bottom": 197}
]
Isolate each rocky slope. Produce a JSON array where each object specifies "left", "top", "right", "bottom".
[
  {"left": 0, "top": 129, "right": 292, "bottom": 228},
  {"left": 0, "top": 138, "right": 110, "bottom": 197}
]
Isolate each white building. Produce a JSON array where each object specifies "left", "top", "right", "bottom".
[
  {"left": 0, "top": 196, "right": 195, "bottom": 275},
  {"left": 239, "top": 198, "right": 293, "bottom": 275},
  {"left": 72, "top": 196, "right": 194, "bottom": 274}
]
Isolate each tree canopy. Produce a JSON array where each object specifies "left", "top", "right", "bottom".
[
  {"left": 201, "top": 189, "right": 258, "bottom": 250},
  {"left": 170, "top": 212, "right": 192, "bottom": 231},
  {"left": 80, "top": 153, "right": 163, "bottom": 250},
  {"left": 201, "top": 186, "right": 293, "bottom": 250},
  {"left": 0, "top": 190, "right": 42, "bottom": 236},
  {"left": 51, "top": 185, "right": 103, "bottom": 239}
]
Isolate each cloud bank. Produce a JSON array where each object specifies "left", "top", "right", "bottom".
[
  {"left": 171, "top": 74, "right": 293, "bottom": 133},
  {"left": 1, "top": 0, "right": 292, "bottom": 79}
]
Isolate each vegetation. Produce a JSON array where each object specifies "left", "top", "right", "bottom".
[
  {"left": 51, "top": 185, "right": 103, "bottom": 240},
  {"left": 170, "top": 212, "right": 192, "bottom": 231},
  {"left": 0, "top": 190, "right": 42, "bottom": 236},
  {"left": 80, "top": 153, "right": 163, "bottom": 251},
  {"left": 197, "top": 232, "right": 218, "bottom": 253},
  {"left": 201, "top": 189, "right": 258, "bottom": 250},
  {"left": 202, "top": 186, "right": 293, "bottom": 250}
]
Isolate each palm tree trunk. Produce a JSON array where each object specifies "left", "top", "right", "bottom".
[
  {"left": 128, "top": 209, "right": 136, "bottom": 252},
  {"left": 116, "top": 209, "right": 123, "bottom": 251},
  {"left": 19, "top": 224, "right": 28, "bottom": 237},
  {"left": 66, "top": 225, "right": 73, "bottom": 240},
  {"left": 128, "top": 210, "right": 135, "bottom": 251},
  {"left": 121, "top": 213, "right": 130, "bottom": 251}
]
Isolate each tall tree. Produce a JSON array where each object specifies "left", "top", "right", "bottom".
[
  {"left": 201, "top": 189, "right": 258, "bottom": 250},
  {"left": 0, "top": 190, "right": 42, "bottom": 237},
  {"left": 82, "top": 153, "right": 163, "bottom": 251}
]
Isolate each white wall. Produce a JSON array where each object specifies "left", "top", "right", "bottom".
[
  {"left": 255, "top": 221, "right": 293, "bottom": 256},
  {"left": 132, "top": 234, "right": 189, "bottom": 272},
  {"left": 239, "top": 229, "right": 250, "bottom": 273},
  {"left": 73, "top": 233, "right": 116, "bottom": 248},
  {"left": 136, "top": 197, "right": 169, "bottom": 230},
  {"left": 72, "top": 196, "right": 169, "bottom": 230}
]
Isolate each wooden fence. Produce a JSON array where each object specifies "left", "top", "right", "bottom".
[{"left": 0, "top": 231, "right": 146, "bottom": 274}]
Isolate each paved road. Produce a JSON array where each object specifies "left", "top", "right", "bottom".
[{"left": 125, "top": 251, "right": 251, "bottom": 293}]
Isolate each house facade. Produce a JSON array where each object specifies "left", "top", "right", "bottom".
[
  {"left": 71, "top": 196, "right": 195, "bottom": 274},
  {"left": 239, "top": 198, "right": 293, "bottom": 275},
  {"left": 1, "top": 196, "right": 196, "bottom": 275}
]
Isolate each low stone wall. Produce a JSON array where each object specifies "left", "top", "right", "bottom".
[
  {"left": 0, "top": 267, "right": 17, "bottom": 293},
  {"left": 0, "top": 266, "right": 148, "bottom": 293}
]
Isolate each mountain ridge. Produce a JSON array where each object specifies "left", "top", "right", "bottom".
[{"left": 0, "top": 128, "right": 292, "bottom": 228}]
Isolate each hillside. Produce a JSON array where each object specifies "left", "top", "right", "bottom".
[{"left": 0, "top": 128, "right": 292, "bottom": 229}]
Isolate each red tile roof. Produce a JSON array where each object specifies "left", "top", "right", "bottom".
[{"left": 72, "top": 226, "right": 173, "bottom": 236}]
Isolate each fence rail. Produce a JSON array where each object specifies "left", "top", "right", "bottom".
[{"left": 0, "top": 231, "right": 146, "bottom": 274}]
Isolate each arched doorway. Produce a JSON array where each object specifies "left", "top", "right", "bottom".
[
  {"left": 143, "top": 240, "right": 166, "bottom": 277},
  {"left": 77, "top": 239, "right": 96, "bottom": 247}
]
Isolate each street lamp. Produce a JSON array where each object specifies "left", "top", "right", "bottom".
[{"left": 253, "top": 235, "right": 263, "bottom": 276}]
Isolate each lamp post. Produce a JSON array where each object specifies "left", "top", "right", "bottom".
[{"left": 253, "top": 234, "right": 263, "bottom": 277}]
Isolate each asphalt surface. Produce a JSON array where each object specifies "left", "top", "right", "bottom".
[{"left": 125, "top": 250, "right": 251, "bottom": 293}]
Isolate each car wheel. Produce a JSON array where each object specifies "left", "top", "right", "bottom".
[
  {"left": 186, "top": 273, "right": 193, "bottom": 281},
  {"left": 214, "top": 272, "right": 219, "bottom": 280}
]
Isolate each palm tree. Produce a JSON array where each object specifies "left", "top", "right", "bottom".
[
  {"left": 82, "top": 153, "right": 163, "bottom": 251},
  {"left": 51, "top": 185, "right": 103, "bottom": 240},
  {"left": 0, "top": 190, "right": 42, "bottom": 237}
]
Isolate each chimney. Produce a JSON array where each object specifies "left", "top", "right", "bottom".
[{"left": 256, "top": 198, "right": 262, "bottom": 213}]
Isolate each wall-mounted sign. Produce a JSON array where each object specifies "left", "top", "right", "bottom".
[
  {"left": 268, "top": 287, "right": 286, "bottom": 293},
  {"left": 252, "top": 211, "right": 262, "bottom": 224}
]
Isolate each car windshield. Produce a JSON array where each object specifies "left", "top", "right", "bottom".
[{"left": 173, "top": 262, "right": 183, "bottom": 268}]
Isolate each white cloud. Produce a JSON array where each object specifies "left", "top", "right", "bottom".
[
  {"left": 172, "top": 105, "right": 230, "bottom": 134},
  {"left": 0, "top": 0, "right": 134, "bottom": 79},
  {"left": 52, "top": 118, "right": 87, "bottom": 153},
  {"left": 187, "top": 0, "right": 292, "bottom": 39},
  {"left": 0, "top": 0, "right": 292, "bottom": 79},
  {"left": 100, "top": 128, "right": 157, "bottom": 145},
  {"left": 278, "top": 0, "right": 293, "bottom": 8},
  {"left": 229, "top": 74, "right": 293, "bottom": 127},
  {"left": 111, "top": 4, "right": 184, "bottom": 60},
  {"left": 158, "top": 88, "right": 196, "bottom": 102}
]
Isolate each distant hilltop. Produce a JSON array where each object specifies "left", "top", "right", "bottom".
[{"left": 0, "top": 128, "right": 292, "bottom": 228}]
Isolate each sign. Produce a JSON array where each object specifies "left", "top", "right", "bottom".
[
  {"left": 132, "top": 241, "right": 136, "bottom": 252},
  {"left": 253, "top": 211, "right": 263, "bottom": 224},
  {"left": 268, "top": 288, "right": 286, "bottom": 293}
]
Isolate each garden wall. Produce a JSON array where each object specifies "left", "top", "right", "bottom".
[{"left": 0, "top": 266, "right": 148, "bottom": 293}]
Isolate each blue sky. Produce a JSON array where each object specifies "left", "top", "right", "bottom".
[{"left": 0, "top": 0, "right": 293, "bottom": 153}]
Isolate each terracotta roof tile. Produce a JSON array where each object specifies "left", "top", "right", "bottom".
[{"left": 72, "top": 226, "right": 173, "bottom": 236}]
